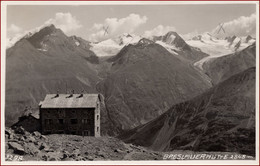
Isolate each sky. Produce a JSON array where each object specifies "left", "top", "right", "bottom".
[{"left": 6, "top": 3, "right": 257, "bottom": 42}]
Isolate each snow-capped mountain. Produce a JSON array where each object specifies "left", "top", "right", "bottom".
[
  {"left": 114, "top": 33, "right": 141, "bottom": 46},
  {"left": 152, "top": 31, "right": 208, "bottom": 62},
  {"left": 153, "top": 31, "right": 190, "bottom": 53},
  {"left": 186, "top": 33, "right": 256, "bottom": 69},
  {"left": 90, "top": 33, "right": 141, "bottom": 57}
]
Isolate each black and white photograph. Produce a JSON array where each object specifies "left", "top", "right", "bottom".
[{"left": 1, "top": 1, "right": 259, "bottom": 165}]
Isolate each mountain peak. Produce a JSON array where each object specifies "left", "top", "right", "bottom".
[
  {"left": 137, "top": 38, "right": 154, "bottom": 46},
  {"left": 41, "top": 24, "right": 56, "bottom": 31},
  {"left": 23, "top": 24, "right": 57, "bottom": 39},
  {"left": 160, "top": 31, "right": 191, "bottom": 51},
  {"left": 25, "top": 24, "right": 65, "bottom": 49},
  {"left": 114, "top": 33, "right": 141, "bottom": 46},
  {"left": 7, "top": 24, "right": 59, "bottom": 49},
  {"left": 36, "top": 24, "right": 58, "bottom": 35},
  {"left": 245, "top": 35, "right": 253, "bottom": 43},
  {"left": 165, "top": 31, "right": 178, "bottom": 37},
  {"left": 121, "top": 33, "right": 133, "bottom": 38}
]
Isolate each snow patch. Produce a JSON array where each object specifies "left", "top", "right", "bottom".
[
  {"left": 156, "top": 41, "right": 179, "bottom": 55},
  {"left": 165, "top": 34, "right": 176, "bottom": 45},
  {"left": 75, "top": 41, "right": 80, "bottom": 46},
  {"left": 37, "top": 48, "right": 48, "bottom": 52}
]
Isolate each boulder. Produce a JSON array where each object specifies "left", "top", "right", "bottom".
[
  {"left": 5, "top": 128, "right": 14, "bottom": 138},
  {"left": 24, "top": 142, "right": 39, "bottom": 156},
  {"left": 45, "top": 148, "right": 54, "bottom": 152},
  {"left": 18, "top": 136, "right": 25, "bottom": 142},
  {"left": 40, "top": 135, "right": 47, "bottom": 140},
  {"left": 86, "top": 156, "right": 94, "bottom": 161},
  {"left": 49, "top": 157, "right": 57, "bottom": 161},
  {"left": 41, "top": 154, "right": 48, "bottom": 161},
  {"left": 8, "top": 142, "right": 25, "bottom": 155},
  {"left": 14, "top": 127, "right": 25, "bottom": 135},
  {"left": 39, "top": 142, "right": 50, "bottom": 151},
  {"left": 61, "top": 153, "right": 68, "bottom": 160},
  {"left": 114, "top": 149, "right": 123, "bottom": 153},
  {"left": 32, "top": 131, "right": 41, "bottom": 137}
]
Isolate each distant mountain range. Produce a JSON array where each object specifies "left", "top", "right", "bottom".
[{"left": 5, "top": 25, "right": 211, "bottom": 129}]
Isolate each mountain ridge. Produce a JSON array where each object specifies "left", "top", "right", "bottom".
[{"left": 119, "top": 67, "right": 256, "bottom": 156}]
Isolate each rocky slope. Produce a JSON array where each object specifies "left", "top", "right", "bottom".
[
  {"left": 119, "top": 67, "right": 256, "bottom": 157},
  {"left": 5, "top": 127, "right": 162, "bottom": 161},
  {"left": 202, "top": 43, "right": 255, "bottom": 85},
  {"left": 5, "top": 24, "right": 100, "bottom": 126},
  {"left": 97, "top": 38, "right": 212, "bottom": 135}
]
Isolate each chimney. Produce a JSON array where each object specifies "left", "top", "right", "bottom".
[
  {"left": 78, "top": 90, "right": 84, "bottom": 98},
  {"left": 67, "top": 89, "right": 74, "bottom": 98},
  {"left": 54, "top": 90, "right": 59, "bottom": 98}
]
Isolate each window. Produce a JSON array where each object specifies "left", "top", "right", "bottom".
[
  {"left": 58, "top": 109, "right": 65, "bottom": 117},
  {"left": 58, "top": 119, "right": 64, "bottom": 124},
  {"left": 82, "top": 119, "right": 87, "bottom": 124},
  {"left": 97, "top": 127, "right": 99, "bottom": 132},
  {"left": 45, "top": 119, "right": 53, "bottom": 125},
  {"left": 70, "top": 119, "right": 78, "bottom": 124},
  {"left": 58, "top": 110, "right": 63, "bottom": 115},
  {"left": 97, "top": 115, "right": 99, "bottom": 120},
  {"left": 82, "top": 119, "right": 91, "bottom": 124}
]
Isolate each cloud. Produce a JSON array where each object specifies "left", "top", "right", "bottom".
[
  {"left": 7, "top": 24, "right": 24, "bottom": 48},
  {"left": 89, "top": 13, "right": 147, "bottom": 42},
  {"left": 7, "top": 24, "right": 22, "bottom": 34},
  {"left": 212, "top": 13, "right": 256, "bottom": 38},
  {"left": 45, "top": 12, "right": 82, "bottom": 33},
  {"left": 143, "top": 25, "right": 176, "bottom": 39}
]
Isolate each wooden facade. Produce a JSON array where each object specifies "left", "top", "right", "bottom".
[{"left": 39, "top": 93, "right": 101, "bottom": 137}]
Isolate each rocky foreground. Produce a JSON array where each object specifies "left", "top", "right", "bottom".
[
  {"left": 5, "top": 127, "right": 162, "bottom": 161},
  {"left": 5, "top": 127, "right": 254, "bottom": 161}
]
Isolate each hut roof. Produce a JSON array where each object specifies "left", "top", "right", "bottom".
[{"left": 40, "top": 94, "right": 99, "bottom": 108}]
